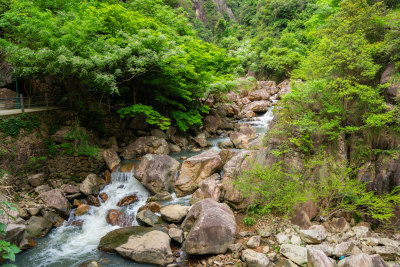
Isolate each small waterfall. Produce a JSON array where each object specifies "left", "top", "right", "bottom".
[{"left": 16, "top": 169, "right": 150, "bottom": 267}]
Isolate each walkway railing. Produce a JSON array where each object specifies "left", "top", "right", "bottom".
[{"left": 0, "top": 94, "right": 65, "bottom": 112}]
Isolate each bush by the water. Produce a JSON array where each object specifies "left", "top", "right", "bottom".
[{"left": 236, "top": 155, "right": 400, "bottom": 224}]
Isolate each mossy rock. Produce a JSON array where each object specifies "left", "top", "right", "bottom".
[{"left": 97, "top": 225, "right": 167, "bottom": 253}]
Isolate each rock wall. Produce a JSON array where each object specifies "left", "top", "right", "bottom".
[{"left": 47, "top": 155, "right": 105, "bottom": 180}]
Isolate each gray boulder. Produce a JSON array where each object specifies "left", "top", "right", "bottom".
[
  {"left": 135, "top": 154, "right": 180, "bottom": 194},
  {"left": 338, "top": 253, "right": 373, "bottom": 267},
  {"left": 102, "top": 149, "right": 120, "bottom": 171},
  {"left": 79, "top": 174, "right": 105, "bottom": 196},
  {"left": 280, "top": 244, "right": 307, "bottom": 266},
  {"left": 229, "top": 124, "right": 257, "bottom": 149},
  {"left": 121, "top": 136, "right": 169, "bottom": 159},
  {"left": 190, "top": 173, "right": 222, "bottom": 205},
  {"left": 26, "top": 216, "right": 52, "bottom": 238},
  {"left": 182, "top": 199, "right": 236, "bottom": 255},
  {"left": 160, "top": 205, "right": 189, "bottom": 223},
  {"left": 175, "top": 151, "right": 223, "bottom": 197},
  {"left": 168, "top": 228, "right": 184, "bottom": 243},
  {"left": 40, "top": 189, "right": 70, "bottom": 217},
  {"left": 136, "top": 210, "right": 159, "bottom": 227},
  {"left": 241, "top": 249, "right": 272, "bottom": 267},
  {"left": 307, "top": 248, "right": 335, "bottom": 267},
  {"left": 115, "top": 230, "right": 174, "bottom": 266},
  {"left": 299, "top": 225, "right": 327, "bottom": 244}
]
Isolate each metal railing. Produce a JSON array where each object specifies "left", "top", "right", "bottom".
[{"left": 0, "top": 94, "right": 66, "bottom": 112}]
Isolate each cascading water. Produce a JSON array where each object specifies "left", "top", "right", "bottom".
[
  {"left": 16, "top": 92, "right": 278, "bottom": 267},
  {"left": 16, "top": 169, "right": 151, "bottom": 267}
]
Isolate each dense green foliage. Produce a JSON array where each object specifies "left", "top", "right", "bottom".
[
  {"left": 0, "top": 201, "right": 21, "bottom": 267},
  {"left": 236, "top": 155, "right": 400, "bottom": 223},
  {"left": 0, "top": 114, "right": 40, "bottom": 137},
  {"left": 0, "top": 0, "right": 237, "bottom": 131}
]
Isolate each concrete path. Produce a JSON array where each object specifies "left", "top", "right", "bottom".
[{"left": 0, "top": 106, "right": 61, "bottom": 117}]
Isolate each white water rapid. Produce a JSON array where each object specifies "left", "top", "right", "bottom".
[{"left": 16, "top": 170, "right": 151, "bottom": 267}]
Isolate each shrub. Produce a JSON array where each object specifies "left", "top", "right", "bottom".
[
  {"left": 0, "top": 201, "right": 21, "bottom": 266},
  {"left": 236, "top": 154, "right": 400, "bottom": 224}
]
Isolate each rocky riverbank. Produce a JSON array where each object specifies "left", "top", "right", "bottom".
[{"left": 1, "top": 80, "right": 399, "bottom": 267}]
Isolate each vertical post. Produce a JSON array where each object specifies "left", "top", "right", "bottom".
[
  {"left": 15, "top": 74, "right": 20, "bottom": 109},
  {"left": 45, "top": 93, "right": 49, "bottom": 110},
  {"left": 20, "top": 94, "right": 24, "bottom": 113}
]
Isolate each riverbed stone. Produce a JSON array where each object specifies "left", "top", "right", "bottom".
[
  {"left": 117, "top": 195, "right": 137, "bottom": 207},
  {"left": 239, "top": 100, "right": 271, "bottom": 118},
  {"left": 338, "top": 253, "right": 374, "bottom": 267},
  {"left": 135, "top": 154, "right": 180, "bottom": 194},
  {"left": 248, "top": 89, "right": 270, "bottom": 101},
  {"left": 138, "top": 202, "right": 161, "bottom": 213},
  {"left": 222, "top": 149, "right": 267, "bottom": 210},
  {"left": 241, "top": 249, "right": 272, "bottom": 267},
  {"left": 160, "top": 204, "right": 189, "bottom": 223},
  {"left": 299, "top": 225, "right": 327, "bottom": 244},
  {"left": 182, "top": 199, "right": 236, "bottom": 255},
  {"left": 175, "top": 151, "right": 223, "bottom": 197},
  {"left": 280, "top": 244, "right": 307, "bottom": 265},
  {"left": 247, "top": 235, "right": 261, "bottom": 249},
  {"left": 121, "top": 136, "right": 169, "bottom": 159},
  {"left": 4, "top": 223, "right": 26, "bottom": 246},
  {"left": 98, "top": 226, "right": 159, "bottom": 252},
  {"left": 40, "top": 189, "right": 70, "bottom": 217},
  {"left": 75, "top": 204, "right": 90, "bottom": 216},
  {"left": 229, "top": 124, "right": 257, "bottom": 149},
  {"left": 26, "top": 216, "right": 52, "bottom": 238},
  {"left": 168, "top": 227, "right": 184, "bottom": 243},
  {"left": 136, "top": 210, "right": 159, "bottom": 227},
  {"left": 115, "top": 230, "right": 174, "bottom": 266},
  {"left": 80, "top": 174, "right": 105, "bottom": 196},
  {"left": 370, "top": 254, "right": 387, "bottom": 267},
  {"left": 194, "top": 133, "right": 209, "bottom": 148},
  {"left": 28, "top": 173, "right": 45, "bottom": 187},
  {"left": 102, "top": 149, "right": 120, "bottom": 171},
  {"left": 333, "top": 241, "right": 362, "bottom": 257},
  {"left": 106, "top": 209, "right": 134, "bottom": 227},
  {"left": 190, "top": 173, "right": 222, "bottom": 205},
  {"left": 307, "top": 248, "right": 335, "bottom": 267},
  {"left": 203, "top": 115, "right": 220, "bottom": 133}
]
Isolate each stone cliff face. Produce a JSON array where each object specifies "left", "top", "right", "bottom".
[{"left": 191, "top": 0, "right": 235, "bottom": 24}]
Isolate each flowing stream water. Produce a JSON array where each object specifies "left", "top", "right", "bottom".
[{"left": 16, "top": 96, "right": 277, "bottom": 267}]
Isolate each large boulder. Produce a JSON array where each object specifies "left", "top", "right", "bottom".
[
  {"left": 102, "top": 149, "right": 120, "bottom": 171},
  {"left": 40, "top": 189, "right": 70, "bottom": 217},
  {"left": 280, "top": 244, "right": 307, "bottom": 265},
  {"left": 160, "top": 205, "right": 189, "bottom": 223},
  {"left": 182, "top": 199, "right": 236, "bottom": 255},
  {"left": 222, "top": 149, "right": 267, "bottom": 210},
  {"left": 121, "top": 136, "right": 169, "bottom": 159},
  {"left": 194, "top": 133, "right": 210, "bottom": 148},
  {"left": 239, "top": 100, "right": 271, "bottom": 118},
  {"left": 135, "top": 154, "right": 180, "bottom": 194},
  {"left": 106, "top": 209, "right": 134, "bottom": 227},
  {"left": 190, "top": 173, "right": 222, "bottom": 205},
  {"left": 229, "top": 124, "right": 257, "bottom": 149},
  {"left": 203, "top": 115, "right": 221, "bottom": 134},
  {"left": 136, "top": 210, "right": 159, "bottom": 227},
  {"left": 299, "top": 225, "right": 327, "bottom": 244},
  {"left": 241, "top": 249, "right": 272, "bottom": 267},
  {"left": 4, "top": 224, "right": 26, "bottom": 246},
  {"left": 115, "top": 230, "right": 174, "bottom": 266},
  {"left": 26, "top": 216, "right": 52, "bottom": 238},
  {"left": 338, "top": 253, "right": 374, "bottom": 267},
  {"left": 175, "top": 151, "right": 223, "bottom": 197},
  {"left": 307, "top": 248, "right": 335, "bottom": 267},
  {"left": 98, "top": 226, "right": 166, "bottom": 253},
  {"left": 79, "top": 174, "right": 105, "bottom": 196},
  {"left": 248, "top": 89, "right": 270, "bottom": 101}
]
